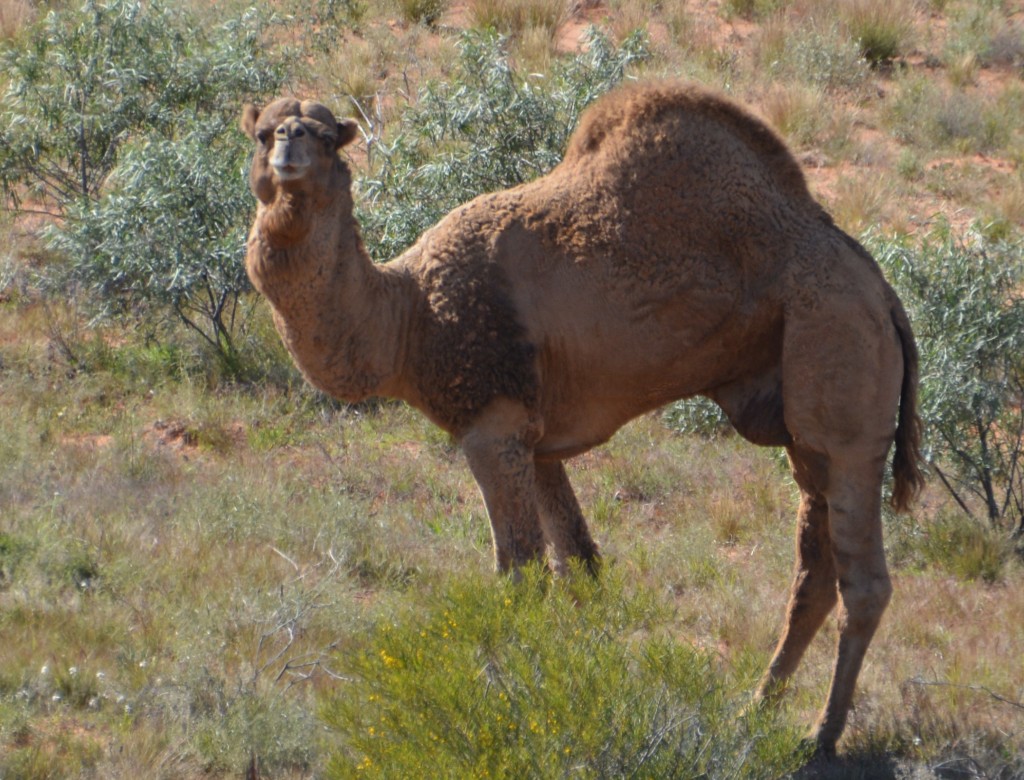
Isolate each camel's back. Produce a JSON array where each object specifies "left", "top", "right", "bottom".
[
  {"left": 562, "top": 81, "right": 812, "bottom": 206},
  {"left": 486, "top": 82, "right": 833, "bottom": 299}
]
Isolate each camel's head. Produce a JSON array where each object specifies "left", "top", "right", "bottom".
[{"left": 241, "top": 98, "right": 359, "bottom": 204}]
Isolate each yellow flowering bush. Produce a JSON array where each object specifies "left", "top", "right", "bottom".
[{"left": 320, "top": 566, "right": 806, "bottom": 778}]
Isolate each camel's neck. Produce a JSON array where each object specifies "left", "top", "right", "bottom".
[{"left": 246, "top": 178, "right": 414, "bottom": 403}]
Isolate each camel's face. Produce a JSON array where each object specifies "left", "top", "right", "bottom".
[
  {"left": 268, "top": 116, "right": 317, "bottom": 181},
  {"left": 241, "top": 98, "right": 359, "bottom": 203}
]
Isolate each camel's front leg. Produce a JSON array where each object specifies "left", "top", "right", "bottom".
[
  {"left": 461, "top": 401, "right": 546, "bottom": 573},
  {"left": 535, "top": 460, "right": 600, "bottom": 576}
]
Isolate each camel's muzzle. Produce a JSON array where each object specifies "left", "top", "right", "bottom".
[{"left": 270, "top": 122, "right": 313, "bottom": 180}]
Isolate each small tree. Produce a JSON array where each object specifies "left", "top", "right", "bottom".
[
  {"left": 46, "top": 125, "right": 255, "bottom": 359},
  {"left": 878, "top": 230, "right": 1024, "bottom": 537},
  {"left": 1, "top": 0, "right": 287, "bottom": 366}
]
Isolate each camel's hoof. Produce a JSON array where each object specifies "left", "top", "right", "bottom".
[
  {"left": 560, "top": 553, "right": 601, "bottom": 579},
  {"left": 737, "top": 694, "right": 771, "bottom": 723},
  {"left": 799, "top": 734, "right": 837, "bottom": 762}
]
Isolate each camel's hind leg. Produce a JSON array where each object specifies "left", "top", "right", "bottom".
[
  {"left": 535, "top": 460, "right": 601, "bottom": 575},
  {"left": 762, "top": 450, "right": 893, "bottom": 755},
  {"left": 756, "top": 447, "right": 837, "bottom": 702},
  {"left": 779, "top": 292, "right": 903, "bottom": 754},
  {"left": 812, "top": 457, "right": 892, "bottom": 752}
]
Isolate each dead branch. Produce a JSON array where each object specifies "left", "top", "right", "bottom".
[{"left": 907, "top": 677, "right": 1024, "bottom": 711}]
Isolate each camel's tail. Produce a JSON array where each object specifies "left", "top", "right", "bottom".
[{"left": 890, "top": 299, "right": 925, "bottom": 512}]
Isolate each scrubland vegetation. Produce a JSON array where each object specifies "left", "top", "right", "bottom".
[{"left": 1, "top": 0, "right": 1022, "bottom": 777}]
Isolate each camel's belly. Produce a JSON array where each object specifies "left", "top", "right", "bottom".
[{"left": 533, "top": 371, "right": 699, "bottom": 460}]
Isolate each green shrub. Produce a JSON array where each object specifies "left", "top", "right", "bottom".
[
  {"left": 47, "top": 125, "right": 256, "bottom": 363},
  {"left": 0, "top": 532, "right": 30, "bottom": 586},
  {"left": 357, "top": 27, "right": 649, "bottom": 261},
  {"left": 36, "top": 540, "right": 102, "bottom": 591},
  {"left": 189, "top": 685, "right": 319, "bottom": 776},
  {"left": 944, "top": 4, "right": 1024, "bottom": 70},
  {"left": 663, "top": 396, "right": 732, "bottom": 438},
  {"left": 397, "top": 0, "right": 448, "bottom": 26},
  {"left": 319, "top": 566, "right": 808, "bottom": 778},
  {"left": 931, "top": 91, "right": 1009, "bottom": 153},
  {"left": 721, "top": 0, "right": 783, "bottom": 21},
  {"left": 875, "top": 230, "right": 1024, "bottom": 538},
  {"left": 885, "top": 74, "right": 1013, "bottom": 154},
  {"left": 0, "top": 0, "right": 285, "bottom": 215},
  {"left": 765, "top": 19, "right": 871, "bottom": 93},
  {"left": 0, "top": 0, "right": 287, "bottom": 368}
]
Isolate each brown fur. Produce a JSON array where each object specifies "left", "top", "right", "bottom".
[{"left": 241, "top": 82, "right": 924, "bottom": 753}]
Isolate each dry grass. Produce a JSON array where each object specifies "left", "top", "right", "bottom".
[
  {"left": 660, "top": 0, "right": 694, "bottom": 42},
  {"left": 467, "top": 0, "right": 568, "bottom": 39},
  {"left": 945, "top": 51, "right": 979, "bottom": 89},
  {"left": 512, "top": 22, "right": 559, "bottom": 71},
  {"left": 987, "top": 173, "right": 1024, "bottom": 231},
  {"left": 1, "top": 324, "right": 1022, "bottom": 776},
  {"left": 828, "top": 172, "right": 897, "bottom": 235},
  {"left": 759, "top": 82, "right": 828, "bottom": 149},
  {"left": 756, "top": 11, "right": 872, "bottom": 95},
  {"left": 606, "top": 0, "right": 659, "bottom": 42}
]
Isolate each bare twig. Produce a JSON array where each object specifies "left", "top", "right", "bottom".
[
  {"left": 249, "top": 553, "right": 347, "bottom": 689},
  {"left": 270, "top": 545, "right": 300, "bottom": 572},
  {"left": 41, "top": 298, "right": 80, "bottom": 368},
  {"left": 932, "top": 463, "right": 977, "bottom": 521},
  {"left": 906, "top": 677, "right": 1024, "bottom": 711}
]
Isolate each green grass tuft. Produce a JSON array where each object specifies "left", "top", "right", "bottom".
[
  {"left": 840, "top": 0, "right": 915, "bottom": 67},
  {"left": 919, "top": 511, "right": 1013, "bottom": 584}
]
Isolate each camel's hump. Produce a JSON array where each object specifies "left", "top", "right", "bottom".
[{"left": 564, "top": 81, "right": 813, "bottom": 205}]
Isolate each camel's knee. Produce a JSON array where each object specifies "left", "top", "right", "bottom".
[
  {"left": 790, "top": 575, "right": 839, "bottom": 621},
  {"left": 845, "top": 571, "right": 892, "bottom": 612},
  {"left": 838, "top": 571, "right": 892, "bottom": 632}
]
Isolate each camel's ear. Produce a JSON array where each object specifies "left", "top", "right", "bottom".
[
  {"left": 336, "top": 119, "right": 360, "bottom": 149},
  {"left": 241, "top": 104, "right": 260, "bottom": 140}
]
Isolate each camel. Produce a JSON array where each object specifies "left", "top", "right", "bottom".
[{"left": 241, "top": 81, "right": 923, "bottom": 755}]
